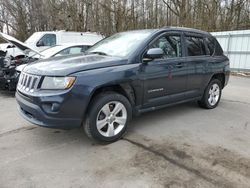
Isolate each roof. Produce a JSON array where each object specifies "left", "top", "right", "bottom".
[
  {"left": 34, "top": 31, "right": 103, "bottom": 37},
  {"left": 120, "top": 27, "right": 212, "bottom": 36},
  {"left": 160, "top": 26, "right": 211, "bottom": 36}
]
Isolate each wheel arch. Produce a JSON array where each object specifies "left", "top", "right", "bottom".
[
  {"left": 210, "top": 73, "right": 225, "bottom": 88},
  {"left": 85, "top": 83, "right": 136, "bottom": 116}
]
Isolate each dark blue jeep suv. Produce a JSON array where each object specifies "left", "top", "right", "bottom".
[{"left": 16, "top": 27, "right": 230, "bottom": 142}]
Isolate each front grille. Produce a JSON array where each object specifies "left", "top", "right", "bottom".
[{"left": 17, "top": 72, "right": 41, "bottom": 93}]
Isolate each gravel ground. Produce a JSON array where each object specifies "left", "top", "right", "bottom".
[{"left": 0, "top": 76, "right": 250, "bottom": 188}]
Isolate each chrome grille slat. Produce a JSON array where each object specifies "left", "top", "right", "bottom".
[
  {"left": 23, "top": 74, "right": 28, "bottom": 89},
  {"left": 30, "top": 77, "right": 35, "bottom": 89},
  {"left": 21, "top": 74, "right": 26, "bottom": 89},
  {"left": 18, "top": 73, "right": 23, "bottom": 87},
  {"left": 33, "top": 78, "right": 39, "bottom": 89},
  {"left": 17, "top": 72, "right": 41, "bottom": 93},
  {"left": 26, "top": 76, "right": 32, "bottom": 91}
]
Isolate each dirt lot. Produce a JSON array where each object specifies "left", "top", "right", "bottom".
[{"left": 0, "top": 76, "right": 250, "bottom": 188}]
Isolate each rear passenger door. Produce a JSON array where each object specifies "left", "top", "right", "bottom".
[{"left": 184, "top": 34, "right": 209, "bottom": 98}]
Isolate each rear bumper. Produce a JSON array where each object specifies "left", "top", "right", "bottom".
[
  {"left": 16, "top": 91, "right": 83, "bottom": 129},
  {"left": 224, "top": 70, "right": 230, "bottom": 87}
]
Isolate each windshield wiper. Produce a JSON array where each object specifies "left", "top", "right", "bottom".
[{"left": 88, "top": 51, "right": 108, "bottom": 56}]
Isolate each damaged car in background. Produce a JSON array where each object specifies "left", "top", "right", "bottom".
[
  {"left": 0, "top": 33, "right": 102, "bottom": 91},
  {"left": 0, "top": 33, "right": 40, "bottom": 91}
]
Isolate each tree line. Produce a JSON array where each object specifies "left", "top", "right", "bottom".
[{"left": 0, "top": 0, "right": 249, "bottom": 41}]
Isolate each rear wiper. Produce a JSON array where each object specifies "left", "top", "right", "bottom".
[{"left": 88, "top": 51, "right": 108, "bottom": 56}]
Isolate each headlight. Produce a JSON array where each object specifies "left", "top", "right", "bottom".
[{"left": 41, "top": 76, "right": 76, "bottom": 90}]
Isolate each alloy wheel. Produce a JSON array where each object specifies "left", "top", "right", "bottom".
[
  {"left": 96, "top": 101, "right": 127, "bottom": 137},
  {"left": 208, "top": 83, "right": 220, "bottom": 106}
]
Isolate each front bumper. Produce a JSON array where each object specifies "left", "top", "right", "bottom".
[{"left": 16, "top": 90, "right": 84, "bottom": 129}]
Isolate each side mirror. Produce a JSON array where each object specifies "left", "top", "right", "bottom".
[
  {"left": 144, "top": 48, "right": 164, "bottom": 61},
  {"left": 36, "top": 40, "right": 45, "bottom": 47}
]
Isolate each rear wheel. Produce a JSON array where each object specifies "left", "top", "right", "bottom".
[
  {"left": 198, "top": 79, "right": 222, "bottom": 109},
  {"left": 84, "top": 92, "right": 132, "bottom": 143}
]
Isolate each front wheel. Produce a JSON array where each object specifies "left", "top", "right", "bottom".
[
  {"left": 84, "top": 92, "right": 132, "bottom": 143},
  {"left": 198, "top": 79, "right": 222, "bottom": 109}
]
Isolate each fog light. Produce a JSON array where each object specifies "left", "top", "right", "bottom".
[
  {"left": 51, "top": 103, "right": 60, "bottom": 112},
  {"left": 42, "top": 103, "right": 61, "bottom": 113}
]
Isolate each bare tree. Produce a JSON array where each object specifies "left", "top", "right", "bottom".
[{"left": 0, "top": 0, "right": 249, "bottom": 40}]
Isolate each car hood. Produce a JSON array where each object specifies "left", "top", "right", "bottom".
[
  {"left": 0, "top": 32, "right": 42, "bottom": 56},
  {"left": 23, "top": 54, "right": 127, "bottom": 76},
  {"left": 16, "top": 64, "right": 27, "bottom": 72}
]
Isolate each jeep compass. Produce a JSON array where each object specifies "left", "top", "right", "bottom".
[{"left": 16, "top": 27, "right": 230, "bottom": 143}]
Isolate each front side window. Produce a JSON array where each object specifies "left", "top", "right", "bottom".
[
  {"left": 37, "top": 34, "right": 56, "bottom": 47},
  {"left": 149, "top": 35, "right": 182, "bottom": 59},
  {"left": 186, "top": 36, "right": 206, "bottom": 56}
]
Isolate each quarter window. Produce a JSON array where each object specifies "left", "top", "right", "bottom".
[
  {"left": 186, "top": 36, "right": 206, "bottom": 56},
  {"left": 149, "top": 35, "right": 182, "bottom": 59}
]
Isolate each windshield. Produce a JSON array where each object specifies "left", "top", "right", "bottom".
[
  {"left": 25, "top": 32, "right": 43, "bottom": 44},
  {"left": 87, "top": 30, "right": 154, "bottom": 57}
]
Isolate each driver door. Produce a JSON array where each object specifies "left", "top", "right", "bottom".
[{"left": 141, "top": 32, "right": 188, "bottom": 108}]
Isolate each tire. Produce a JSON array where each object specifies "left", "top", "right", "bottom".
[
  {"left": 84, "top": 92, "right": 132, "bottom": 143},
  {"left": 198, "top": 79, "right": 222, "bottom": 109}
]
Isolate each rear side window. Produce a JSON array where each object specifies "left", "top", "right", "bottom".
[
  {"left": 185, "top": 36, "right": 206, "bottom": 56},
  {"left": 205, "top": 37, "right": 215, "bottom": 55}
]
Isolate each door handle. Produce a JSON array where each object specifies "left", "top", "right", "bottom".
[{"left": 176, "top": 63, "right": 184, "bottom": 68}]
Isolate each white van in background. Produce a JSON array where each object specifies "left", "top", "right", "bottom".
[
  {"left": 25, "top": 31, "right": 104, "bottom": 51},
  {"left": 0, "top": 31, "right": 104, "bottom": 58}
]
